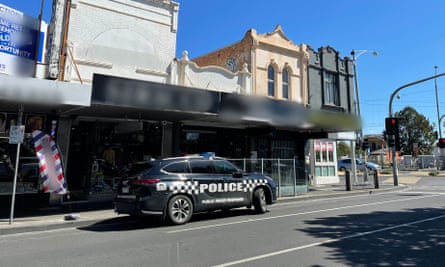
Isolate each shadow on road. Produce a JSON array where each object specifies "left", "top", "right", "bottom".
[
  {"left": 78, "top": 208, "right": 260, "bottom": 232},
  {"left": 78, "top": 216, "right": 166, "bottom": 231},
  {"left": 299, "top": 205, "right": 445, "bottom": 266}
]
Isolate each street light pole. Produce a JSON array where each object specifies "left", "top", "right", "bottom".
[
  {"left": 350, "top": 49, "right": 377, "bottom": 182},
  {"left": 389, "top": 73, "right": 445, "bottom": 116},
  {"left": 350, "top": 50, "right": 378, "bottom": 119}
]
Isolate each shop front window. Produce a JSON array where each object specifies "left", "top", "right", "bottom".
[
  {"left": 0, "top": 136, "right": 41, "bottom": 195},
  {"left": 313, "top": 140, "right": 336, "bottom": 178}
]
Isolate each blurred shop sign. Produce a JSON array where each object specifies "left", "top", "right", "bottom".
[
  {"left": 0, "top": 3, "right": 47, "bottom": 76},
  {"left": 8, "top": 125, "right": 24, "bottom": 144}
]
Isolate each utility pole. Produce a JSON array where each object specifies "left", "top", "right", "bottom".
[{"left": 435, "top": 66, "right": 441, "bottom": 138}]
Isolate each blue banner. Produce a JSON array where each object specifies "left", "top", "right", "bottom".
[
  {"left": 0, "top": 4, "right": 43, "bottom": 76},
  {"left": 0, "top": 18, "right": 38, "bottom": 60}
]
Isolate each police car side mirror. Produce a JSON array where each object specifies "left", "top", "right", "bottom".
[{"left": 232, "top": 172, "right": 243, "bottom": 178}]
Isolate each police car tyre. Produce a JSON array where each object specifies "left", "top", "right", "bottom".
[
  {"left": 167, "top": 195, "right": 193, "bottom": 225},
  {"left": 253, "top": 188, "right": 267, "bottom": 213}
]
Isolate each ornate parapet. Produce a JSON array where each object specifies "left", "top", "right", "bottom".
[{"left": 171, "top": 51, "right": 252, "bottom": 94}]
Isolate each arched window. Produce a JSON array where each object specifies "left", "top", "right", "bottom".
[
  {"left": 267, "top": 65, "right": 275, "bottom": 97},
  {"left": 282, "top": 68, "right": 289, "bottom": 99}
]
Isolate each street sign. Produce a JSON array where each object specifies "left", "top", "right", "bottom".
[{"left": 8, "top": 125, "right": 25, "bottom": 144}]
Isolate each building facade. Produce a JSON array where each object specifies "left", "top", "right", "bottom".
[
  {"left": 193, "top": 25, "right": 309, "bottom": 104},
  {"left": 191, "top": 28, "right": 357, "bottom": 185},
  {"left": 307, "top": 46, "right": 355, "bottom": 184},
  {"left": 307, "top": 46, "right": 355, "bottom": 113},
  {"left": 0, "top": 1, "right": 360, "bottom": 204},
  {"left": 49, "top": 0, "right": 179, "bottom": 83}
]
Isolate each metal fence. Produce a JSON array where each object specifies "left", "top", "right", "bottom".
[
  {"left": 397, "top": 155, "right": 443, "bottom": 170},
  {"left": 227, "top": 158, "right": 308, "bottom": 198}
]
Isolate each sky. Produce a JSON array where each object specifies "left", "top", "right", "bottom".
[{"left": 3, "top": 0, "right": 445, "bottom": 136}]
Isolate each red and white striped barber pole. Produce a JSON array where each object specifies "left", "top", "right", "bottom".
[{"left": 32, "top": 130, "right": 67, "bottom": 194}]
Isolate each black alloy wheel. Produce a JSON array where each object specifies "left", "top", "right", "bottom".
[
  {"left": 167, "top": 195, "right": 193, "bottom": 225},
  {"left": 253, "top": 187, "right": 267, "bottom": 214}
]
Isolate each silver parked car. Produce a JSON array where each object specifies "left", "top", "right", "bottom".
[{"left": 338, "top": 158, "right": 381, "bottom": 172}]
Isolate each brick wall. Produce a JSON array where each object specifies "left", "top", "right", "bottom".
[
  {"left": 192, "top": 32, "right": 253, "bottom": 73},
  {"left": 192, "top": 27, "right": 308, "bottom": 103}
]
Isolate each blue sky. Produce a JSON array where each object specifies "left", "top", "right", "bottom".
[{"left": 3, "top": 0, "right": 445, "bottom": 136}]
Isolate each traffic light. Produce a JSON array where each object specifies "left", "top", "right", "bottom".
[
  {"left": 385, "top": 117, "right": 401, "bottom": 151},
  {"left": 355, "top": 138, "right": 362, "bottom": 150},
  {"left": 387, "top": 135, "right": 395, "bottom": 147},
  {"left": 438, "top": 138, "right": 445, "bottom": 148},
  {"left": 361, "top": 138, "right": 369, "bottom": 150},
  {"left": 395, "top": 133, "right": 401, "bottom": 151},
  {"left": 385, "top": 117, "right": 399, "bottom": 135}
]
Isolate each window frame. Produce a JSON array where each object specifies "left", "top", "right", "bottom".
[
  {"left": 163, "top": 161, "right": 190, "bottom": 173},
  {"left": 323, "top": 71, "right": 339, "bottom": 106},
  {"left": 189, "top": 160, "right": 216, "bottom": 174},
  {"left": 282, "top": 68, "right": 289, "bottom": 99},
  {"left": 267, "top": 65, "right": 276, "bottom": 97},
  {"left": 213, "top": 160, "right": 240, "bottom": 174}
]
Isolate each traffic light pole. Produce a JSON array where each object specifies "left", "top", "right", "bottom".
[
  {"left": 389, "top": 73, "right": 445, "bottom": 116},
  {"left": 388, "top": 72, "right": 445, "bottom": 186},
  {"left": 391, "top": 137, "right": 398, "bottom": 186}
]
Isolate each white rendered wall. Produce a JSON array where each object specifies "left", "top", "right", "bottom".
[
  {"left": 171, "top": 51, "right": 252, "bottom": 95},
  {"left": 63, "top": 0, "right": 178, "bottom": 84}
]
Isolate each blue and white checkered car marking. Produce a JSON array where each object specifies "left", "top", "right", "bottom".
[
  {"left": 243, "top": 179, "right": 268, "bottom": 192},
  {"left": 163, "top": 179, "right": 268, "bottom": 195},
  {"left": 169, "top": 181, "right": 199, "bottom": 195}
]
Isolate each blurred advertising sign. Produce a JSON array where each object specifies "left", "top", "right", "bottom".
[
  {"left": 8, "top": 125, "right": 24, "bottom": 144},
  {"left": 0, "top": 4, "right": 46, "bottom": 76}
]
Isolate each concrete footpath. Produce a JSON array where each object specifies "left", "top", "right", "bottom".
[{"left": 0, "top": 171, "right": 429, "bottom": 236}]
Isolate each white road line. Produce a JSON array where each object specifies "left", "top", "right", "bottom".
[
  {"left": 0, "top": 227, "right": 76, "bottom": 239},
  {"left": 213, "top": 214, "right": 445, "bottom": 267},
  {"left": 167, "top": 194, "right": 437, "bottom": 234},
  {"left": 403, "top": 191, "right": 445, "bottom": 195},
  {"left": 273, "top": 190, "right": 404, "bottom": 207}
]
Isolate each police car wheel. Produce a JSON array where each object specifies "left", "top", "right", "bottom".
[
  {"left": 167, "top": 195, "right": 193, "bottom": 225},
  {"left": 253, "top": 188, "right": 267, "bottom": 213}
]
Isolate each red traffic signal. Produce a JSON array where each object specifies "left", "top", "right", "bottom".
[
  {"left": 385, "top": 117, "right": 399, "bottom": 135},
  {"left": 438, "top": 138, "right": 445, "bottom": 148}
]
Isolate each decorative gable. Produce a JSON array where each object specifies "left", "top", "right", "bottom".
[{"left": 251, "top": 24, "right": 299, "bottom": 52}]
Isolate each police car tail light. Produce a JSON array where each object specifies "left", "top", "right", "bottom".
[{"left": 130, "top": 178, "right": 161, "bottom": 185}]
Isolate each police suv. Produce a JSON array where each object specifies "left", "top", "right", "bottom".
[{"left": 114, "top": 155, "right": 277, "bottom": 225}]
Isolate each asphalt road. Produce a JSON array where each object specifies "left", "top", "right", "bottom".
[{"left": 1, "top": 177, "right": 445, "bottom": 267}]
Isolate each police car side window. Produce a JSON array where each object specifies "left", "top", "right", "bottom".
[
  {"left": 163, "top": 162, "right": 190, "bottom": 173},
  {"left": 190, "top": 160, "right": 215, "bottom": 174},
  {"left": 213, "top": 160, "right": 238, "bottom": 174}
]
